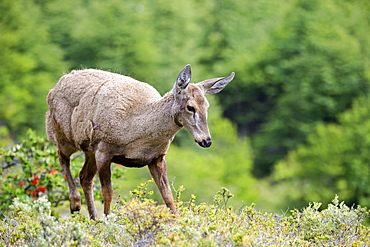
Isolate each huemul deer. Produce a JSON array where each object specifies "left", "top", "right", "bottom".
[{"left": 46, "top": 64, "right": 235, "bottom": 219}]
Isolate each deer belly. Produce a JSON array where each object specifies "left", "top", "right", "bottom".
[{"left": 111, "top": 155, "right": 152, "bottom": 168}]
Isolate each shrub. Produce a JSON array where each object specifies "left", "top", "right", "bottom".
[
  {"left": 0, "top": 186, "right": 369, "bottom": 246},
  {"left": 0, "top": 130, "right": 124, "bottom": 217},
  {"left": 0, "top": 130, "right": 67, "bottom": 216}
]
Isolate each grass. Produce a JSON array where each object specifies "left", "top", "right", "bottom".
[{"left": 0, "top": 186, "right": 369, "bottom": 246}]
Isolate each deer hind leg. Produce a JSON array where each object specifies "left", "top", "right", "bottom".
[
  {"left": 58, "top": 148, "right": 81, "bottom": 214},
  {"left": 79, "top": 151, "right": 98, "bottom": 219},
  {"left": 95, "top": 150, "right": 113, "bottom": 216},
  {"left": 148, "top": 155, "right": 177, "bottom": 213}
]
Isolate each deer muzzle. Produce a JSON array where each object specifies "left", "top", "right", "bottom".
[{"left": 197, "top": 138, "right": 212, "bottom": 148}]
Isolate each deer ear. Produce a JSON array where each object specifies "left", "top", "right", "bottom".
[
  {"left": 198, "top": 72, "right": 235, "bottom": 95},
  {"left": 175, "top": 64, "right": 191, "bottom": 92}
]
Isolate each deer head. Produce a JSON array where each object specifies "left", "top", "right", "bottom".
[{"left": 173, "top": 64, "right": 235, "bottom": 148}]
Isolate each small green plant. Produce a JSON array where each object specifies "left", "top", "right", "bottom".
[
  {"left": 213, "top": 187, "right": 234, "bottom": 209},
  {"left": 129, "top": 179, "right": 155, "bottom": 201}
]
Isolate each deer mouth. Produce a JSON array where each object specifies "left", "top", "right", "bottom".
[{"left": 196, "top": 138, "right": 212, "bottom": 148}]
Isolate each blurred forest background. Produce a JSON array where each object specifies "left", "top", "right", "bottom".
[{"left": 1, "top": 0, "right": 370, "bottom": 213}]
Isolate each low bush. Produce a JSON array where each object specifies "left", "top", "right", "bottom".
[
  {"left": 0, "top": 185, "right": 369, "bottom": 246},
  {"left": 0, "top": 130, "right": 124, "bottom": 217},
  {"left": 0, "top": 130, "right": 67, "bottom": 215}
]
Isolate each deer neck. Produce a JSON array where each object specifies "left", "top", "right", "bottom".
[{"left": 141, "top": 91, "right": 182, "bottom": 140}]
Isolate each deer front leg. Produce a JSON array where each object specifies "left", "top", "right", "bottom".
[
  {"left": 95, "top": 150, "right": 113, "bottom": 216},
  {"left": 148, "top": 155, "right": 177, "bottom": 213}
]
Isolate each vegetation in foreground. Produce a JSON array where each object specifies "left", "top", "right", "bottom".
[
  {"left": 0, "top": 186, "right": 369, "bottom": 247},
  {"left": 0, "top": 130, "right": 370, "bottom": 246}
]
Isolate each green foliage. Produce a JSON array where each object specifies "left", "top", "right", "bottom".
[
  {"left": 289, "top": 195, "right": 370, "bottom": 245},
  {"left": 0, "top": 0, "right": 66, "bottom": 138},
  {"left": 0, "top": 130, "right": 125, "bottom": 216},
  {"left": 0, "top": 130, "right": 67, "bottom": 215},
  {"left": 0, "top": 126, "right": 11, "bottom": 147},
  {"left": 60, "top": 0, "right": 159, "bottom": 79},
  {"left": 269, "top": 96, "right": 370, "bottom": 210},
  {"left": 217, "top": 0, "right": 370, "bottom": 176},
  {"left": 1, "top": 197, "right": 89, "bottom": 246},
  {"left": 0, "top": 191, "right": 369, "bottom": 246}
]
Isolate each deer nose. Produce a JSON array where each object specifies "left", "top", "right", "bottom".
[{"left": 197, "top": 138, "right": 212, "bottom": 148}]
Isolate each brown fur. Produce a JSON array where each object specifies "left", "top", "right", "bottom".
[{"left": 46, "top": 65, "right": 234, "bottom": 219}]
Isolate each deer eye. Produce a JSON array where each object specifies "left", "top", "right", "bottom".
[{"left": 186, "top": 105, "right": 195, "bottom": 113}]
